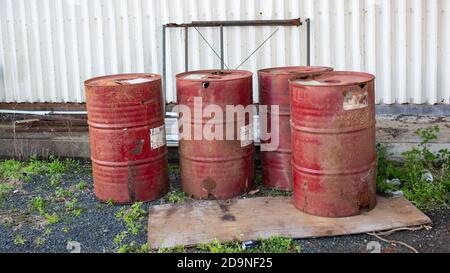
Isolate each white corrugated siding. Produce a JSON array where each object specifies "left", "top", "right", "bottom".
[{"left": 0, "top": 0, "right": 449, "bottom": 104}]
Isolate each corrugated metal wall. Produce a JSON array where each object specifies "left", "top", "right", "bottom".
[{"left": 0, "top": 0, "right": 449, "bottom": 104}]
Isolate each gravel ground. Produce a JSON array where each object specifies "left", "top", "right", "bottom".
[{"left": 0, "top": 163, "right": 448, "bottom": 253}]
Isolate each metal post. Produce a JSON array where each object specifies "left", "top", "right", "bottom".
[
  {"left": 220, "top": 25, "right": 224, "bottom": 70},
  {"left": 184, "top": 27, "right": 189, "bottom": 72},
  {"left": 306, "top": 18, "right": 311, "bottom": 66},
  {"left": 162, "top": 25, "right": 167, "bottom": 107}
]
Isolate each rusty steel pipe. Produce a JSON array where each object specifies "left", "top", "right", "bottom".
[
  {"left": 165, "top": 18, "right": 302, "bottom": 28},
  {"left": 290, "top": 71, "right": 377, "bottom": 217},
  {"left": 176, "top": 70, "right": 254, "bottom": 200},
  {"left": 85, "top": 74, "right": 169, "bottom": 204},
  {"left": 258, "top": 66, "right": 333, "bottom": 191}
]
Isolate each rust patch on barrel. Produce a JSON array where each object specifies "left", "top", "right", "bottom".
[
  {"left": 127, "top": 164, "right": 137, "bottom": 202},
  {"left": 132, "top": 139, "right": 145, "bottom": 155}
]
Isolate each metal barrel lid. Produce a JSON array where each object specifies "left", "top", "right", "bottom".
[
  {"left": 176, "top": 70, "right": 252, "bottom": 82},
  {"left": 84, "top": 73, "right": 161, "bottom": 87},
  {"left": 290, "top": 71, "right": 375, "bottom": 87},
  {"left": 258, "top": 66, "right": 333, "bottom": 76}
]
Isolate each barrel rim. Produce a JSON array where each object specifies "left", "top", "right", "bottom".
[
  {"left": 176, "top": 69, "right": 253, "bottom": 82},
  {"left": 84, "top": 73, "right": 161, "bottom": 87},
  {"left": 289, "top": 71, "right": 376, "bottom": 87},
  {"left": 258, "top": 66, "right": 333, "bottom": 76}
]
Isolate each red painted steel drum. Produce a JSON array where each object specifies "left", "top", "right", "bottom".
[
  {"left": 176, "top": 70, "right": 254, "bottom": 199},
  {"left": 290, "top": 71, "right": 377, "bottom": 217},
  {"left": 258, "top": 66, "right": 333, "bottom": 191},
  {"left": 85, "top": 74, "right": 169, "bottom": 204}
]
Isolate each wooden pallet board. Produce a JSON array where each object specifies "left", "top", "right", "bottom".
[{"left": 148, "top": 196, "right": 431, "bottom": 249}]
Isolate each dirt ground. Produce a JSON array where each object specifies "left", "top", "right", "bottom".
[{"left": 0, "top": 162, "right": 448, "bottom": 253}]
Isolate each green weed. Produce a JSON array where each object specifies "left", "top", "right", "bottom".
[
  {"left": 114, "top": 202, "right": 147, "bottom": 253},
  {"left": 268, "top": 188, "right": 292, "bottom": 197},
  {"left": 117, "top": 242, "right": 150, "bottom": 253},
  {"left": 116, "top": 202, "right": 146, "bottom": 235},
  {"left": 377, "top": 126, "right": 449, "bottom": 211},
  {"left": 195, "top": 236, "right": 301, "bottom": 254},
  {"left": 168, "top": 164, "right": 180, "bottom": 175},
  {"left": 30, "top": 196, "right": 46, "bottom": 215},
  {"left": 76, "top": 181, "right": 88, "bottom": 191},
  {"left": 55, "top": 187, "right": 73, "bottom": 199},
  {"left": 44, "top": 213, "right": 60, "bottom": 225},
  {"left": 256, "top": 236, "right": 301, "bottom": 253},
  {"left": 65, "top": 198, "right": 84, "bottom": 217},
  {"left": 13, "top": 234, "right": 26, "bottom": 246},
  {"left": 165, "top": 191, "right": 187, "bottom": 204},
  {"left": 34, "top": 237, "right": 46, "bottom": 246},
  {"left": 0, "top": 183, "right": 14, "bottom": 202},
  {"left": 0, "top": 160, "right": 24, "bottom": 180},
  {"left": 157, "top": 245, "right": 187, "bottom": 253},
  {"left": 197, "top": 239, "right": 243, "bottom": 253}
]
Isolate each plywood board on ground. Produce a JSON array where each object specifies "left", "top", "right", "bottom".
[{"left": 148, "top": 196, "right": 431, "bottom": 249}]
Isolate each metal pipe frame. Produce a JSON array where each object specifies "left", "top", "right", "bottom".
[{"left": 162, "top": 18, "right": 310, "bottom": 97}]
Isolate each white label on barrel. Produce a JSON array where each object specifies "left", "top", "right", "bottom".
[
  {"left": 295, "top": 80, "right": 326, "bottom": 86},
  {"left": 150, "top": 125, "right": 166, "bottom": 150},
  {"left": 184, "top": 74, "right": 206, "bottom": 80},
  {"left": 343, "top": 90, "right": 369, "bottom": 110},
  {"left": 117, "top": 78, "right": 153, "bottom": 85},
  {"left": 240, "top": 124, "right": 254, "bottom": 147}
]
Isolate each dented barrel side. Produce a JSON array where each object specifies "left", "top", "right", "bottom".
[
  {"left": 258, "top": 66, "right": 333, "bottom": 191},
  {"left": 176, "top": 70, "right": 254, "bottom": 200},
  {"left": 85, "top": 74, "right": 169, "bottom": 204},
  {"left": 290, "top": 71, "right": 377, "bottom": 217}
]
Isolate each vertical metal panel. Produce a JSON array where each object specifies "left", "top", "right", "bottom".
[{"left": 0, "top": 0, "right": 448, "bottom": 104}]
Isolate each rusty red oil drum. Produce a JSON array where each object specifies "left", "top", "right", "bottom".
[
  {"left": 85, "top": 74, "right": 169, "bottom": 204},
  {"left": 176, "top": 70, "right": 254, "bottom": 199},
  {"left": 258, "top": 66, "right": 333, "bottom": 191},
  {"left": 290, "top": 71, "right": 377, "bottom": 217}
]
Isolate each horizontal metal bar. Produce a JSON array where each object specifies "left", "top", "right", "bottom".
[
  {"left": 0, "top": 110, "right": 87, "bottom": 115},
  {"left": 165, "top": 18, "right": 302, "bottom": 28}
]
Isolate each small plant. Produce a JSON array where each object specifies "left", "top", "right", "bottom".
[
  {"left": 117, "top": 242, "right": 150, "bottom": 253},
  {"left": 116, "top": 202, "right": 146, "bottom": 235},
  {"left": 196, "top": 237, "right": 301, "bottom": 254},
  {"left": 0, "top": 160, "right": 24, "bottom": 180},
  {"left": 106, "top": 199, "right": 114, "bottom": 207},
  {"left": 44, "top": 213, "right": 60, "bottom": 225},
  {"left": 165, "top": 191, "right": 187, "bottom": 204},
  {"left": 256, "top": 236, "right": 301, "bottom": 253},
  {"left": 114, "top": 202, "right": 148, "bottom": 253},
  {"left": 0, "top": 183, "right": 14, "bottom": 202},
  {"left": 23, "top": 156, "right": 46, "bottom": 175},
  {"left": 34, "top": 237, "right": 46, "bottom": 246},
  {"left": 197, "top": 239, "right": 243, "bottom": 253},
  {"left": 62, "top": 227, "right": 69, "bottom": 233},
  {"left": 55, "top": 187, "right": 73, "bottom": 199},
  {"left": 30, "top": 196, "right": 46, "bottom": 215},
  {"left": 64, "top": 158, "right": 81, "bottom": 171},
  {"left": 65, "top": 198, "right": 84, "bottom": 217},
  {"left": 255, "top": 173, "right": 263, "bottom": 185},
  {"left": 47, "top": 156, "right": 66, "bottom": 175},
  {"left": 76, "top": 181, "right": 88, "bottom": 191},
  {"left": 268, "top": 188, "right": 292, "bottom": 197},
  {"left": 13, "top": 234, "right": 26, "bottom": 246},
  {"left": 114, "top": 231, "right": 128, "bottom": 246},
  {"left": 44, "top": 228, "right": 53, "bottom": 236},
  {"left": 168, "top": 164, "right": 180, "bottom": 175},
  {"left": 157, "top": 245, "right": 187, "bottom": 253},
  {"left": 49, "top": 174, "right": 63, "bottom": 187}
]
